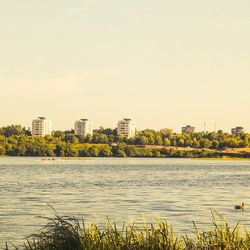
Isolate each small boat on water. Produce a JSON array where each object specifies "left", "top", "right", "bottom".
[{"left": 41, "top": 157, "right": 56, "bottom": 161}]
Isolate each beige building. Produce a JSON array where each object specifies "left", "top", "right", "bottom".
[
  {"left": 182, "top": 125, "right": 195, "bottom": 134},
  {"left": 117, "top": 118, "right": 136, "bottom": 138},
  {"left": 32, "top": 117, "right": 52, "bottom": 136},
  {"left": 74, "top": 119, "right": 93, "bottom": 136},
  {"left": 231, "top": 126, "right": 244, "bottom": 135}
]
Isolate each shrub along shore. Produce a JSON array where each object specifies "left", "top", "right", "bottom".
[
  {"left": 0, "top": 125, "right": 250, "bottom": 158},
  {"left": 5, "top": 212, "right": 250, "bottom": 250}
]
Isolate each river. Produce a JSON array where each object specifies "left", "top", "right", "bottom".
[{"left": 0, "top": 157, "right": 250, "bottom": 246}]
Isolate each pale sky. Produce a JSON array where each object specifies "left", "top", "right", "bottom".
[{"left": 0, "top": 0, "right": 250, "bottom": 132}]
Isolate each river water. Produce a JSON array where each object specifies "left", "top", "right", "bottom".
[{"left": 0, "top": 157, "right": 250, "bottom": 246}]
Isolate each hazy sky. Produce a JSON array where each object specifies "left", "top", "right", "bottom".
[{"left": 0, "top": 0, "right": 250, "bottom": 132}]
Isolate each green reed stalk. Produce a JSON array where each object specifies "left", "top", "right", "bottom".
[{"left": 5, "top": 211, "right": 250, "bottom": 250}]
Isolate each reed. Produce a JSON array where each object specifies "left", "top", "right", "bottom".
[{"left": 5, "top": 211, "right": 250, "bottom": 250}]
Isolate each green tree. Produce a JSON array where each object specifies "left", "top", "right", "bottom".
[
  {"left": 135, "top": 136, "right": 148, "bottom": 145},
  {"left": 153, "top": 150, "right": 161, "bottom": 157},
  {"left": 212, "top": 140, "right": 219, "bottom": 149},
  {"left": 54, "top": 144, "right": 65, "bottom": 157},
  {"left": 192, "top": 138, "right": 200, "bottom": 148},
  {"left": 85, "top": 134, "right": 93, "bottom": 143},
  {"left": 155, "top": 135, "right": 163, "bottom": 145},
  {"left": 147, "top": 136, "right": 155, "bottom": 145},
  {"left": 199, "top": 138, "right": 212, "bottom": 148},
  {"left": 125, "top": 146, "right": 137, "bottom": 157},
  {"left": 89, "top": 146, "right": 100, "bottom": 157},
  {"left": 116, "top": 149, "right": 127, "bottom": 157},
  {"left": 99, "top": 145, "right": 112, "bottom": 157},
  {"left": 163, "top": 138, "right": 171, "bottom": 146},
  {"left": 0, "top": 146, "right": 6, "bottom": 155}
]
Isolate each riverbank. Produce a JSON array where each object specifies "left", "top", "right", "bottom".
[
  {"left": 1, "top": 141, "right": 250, "bottom": 158},
  {"left": 5, "top": 212, "right": 250, "bottom": 250},
  {"left": 192, "top": 157, "right": 250, "bottom": 161}
]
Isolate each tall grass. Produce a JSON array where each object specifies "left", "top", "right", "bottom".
[{"left": 5, "top": 211, "right": 250, "bottom": 250}]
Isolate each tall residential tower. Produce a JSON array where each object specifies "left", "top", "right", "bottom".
[
  {"left": 74, "top": 119, "right": 93, "bottom": 136},
  {"left": 117, "top": 118, "right": 136, "bottom": 138},
  {"left": 32, "top": 117, "right": 52, "bottom": 136}
]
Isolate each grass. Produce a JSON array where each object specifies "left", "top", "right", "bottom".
[
  {"left": 192, "top": 157, "right": 250, "bottom": 161},
  {"left": 5, "top": 211, "right": 250, "bottom": 250}
]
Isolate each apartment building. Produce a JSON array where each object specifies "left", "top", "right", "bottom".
[
  {"left": 74, "top": 119, "right": 93, "bottom": 136},
  {"left": 231, "top": 126, "right": 244, "bottom": 135},
  {"left": 182, "top": 125, "right": 195, "bottom": 134},
  {"left": 117, "top": 118, "right": 136, "bottom": 138},
  {"left": 32, "top": 117, "right": 52, "bottom": 136}
]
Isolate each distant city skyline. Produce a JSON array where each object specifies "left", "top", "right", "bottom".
[
  {"left": 0, "top": 0, "right": 249, "bottom": 132},
  {"left": 4, "top": 116, "right": 249, "bottom": 134},
  {"left": 0, "top": 115, "right": 249, "bottom": 134}
]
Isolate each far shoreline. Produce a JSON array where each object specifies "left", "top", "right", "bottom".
[{"left": 1, "top": 155, "right": 250, "bottom": 160}]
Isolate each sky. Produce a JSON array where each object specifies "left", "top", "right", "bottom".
[{"left": 0, "top": 0, "right": 250, "bottom": 133}]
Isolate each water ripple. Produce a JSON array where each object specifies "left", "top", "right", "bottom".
[{"left": 0, "top": 157, "right": 250, "bottom": 247}]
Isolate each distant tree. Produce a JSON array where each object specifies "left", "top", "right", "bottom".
[
  {"left": 99, "top": 145, "right": 112, "bottom": 157},
  {"left": 163, "top": 138, "right": 171, "bottom": 146},
  {"left": 89, "top": 146, "right": 99, "bottom": 157},
  {"left": 177, "top": 138, "right": 185, "bottom": 147},
  {"left": 0, "top": 135, "right": 5, "bottom": 143},
  {"left": 153, "top": 150, "right": 161, "bottom": 157},
  {"left": 192, "top": 138, "right": 200, "bottom": 148},
  {"left": 77, "top": 135, "right": 85, "bottom": 143},
  {"left": 147, "top": 136, "right": 155, "bottom": 145},
  {"left": 199, "top": 138, "right": 212, "bottom": 148},
  {"left": 211, "top": 140, "right": 219, "bottom": 149},
  {"left": 0, "top": 125, "right": 28, "bottom": 137},
  {"left": 0, "top": 146, "right": 6, "bottom": 155},
  {"left": 85, "top": 134, "right": 93, "bottom": 143},
  {"left": 155, "top": 135, "right": 163, "bottom": 145},
  {"left": 64, "top": 143, "right": 78, "bottom": 157},
  {"left": 116, "top": 149, "right": 126, "bottom": 157},
  {"left": 124, "top": 146, "right": 137, "bottom": 157},
  {"left": 54, "top": 143, "right": 65, "bottom": 157},
  {"left": 160, "top": 128, "right": 173, "bottom": 138},
  {"left": 135, "top": 136, "right": 148, "bottom": 145},
  {"left": 53, "top": 131, "right": 63, "bottom": 138}
]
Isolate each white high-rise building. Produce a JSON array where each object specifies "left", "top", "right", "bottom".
[
  {"left": 117, "top": 118, "right": 136, "bottom": 138},
  {"left": 74, "top": 119, "right": 93, "bottom": 136},
  {"left": 32, "top": 117, "right": 52, "bottom": 136}
]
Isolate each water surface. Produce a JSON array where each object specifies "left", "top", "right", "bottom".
[{"left": 1, "top": 157, "right": 250, "bottom": 246}]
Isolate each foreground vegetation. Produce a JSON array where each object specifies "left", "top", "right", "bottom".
[
  {"left": 0, "top": 125, "right": 250, "bottom": 158},
  {"left": 5, "top": 212, "right": 250, "bottom": 250}
]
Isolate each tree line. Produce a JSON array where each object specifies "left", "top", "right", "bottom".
[{"left": 0, "top": 125, "right": 249, "bottom": 157}]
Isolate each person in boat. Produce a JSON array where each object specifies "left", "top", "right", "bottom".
[{"left": 235, "top": 203, "right": 245, "bottom": 210}]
